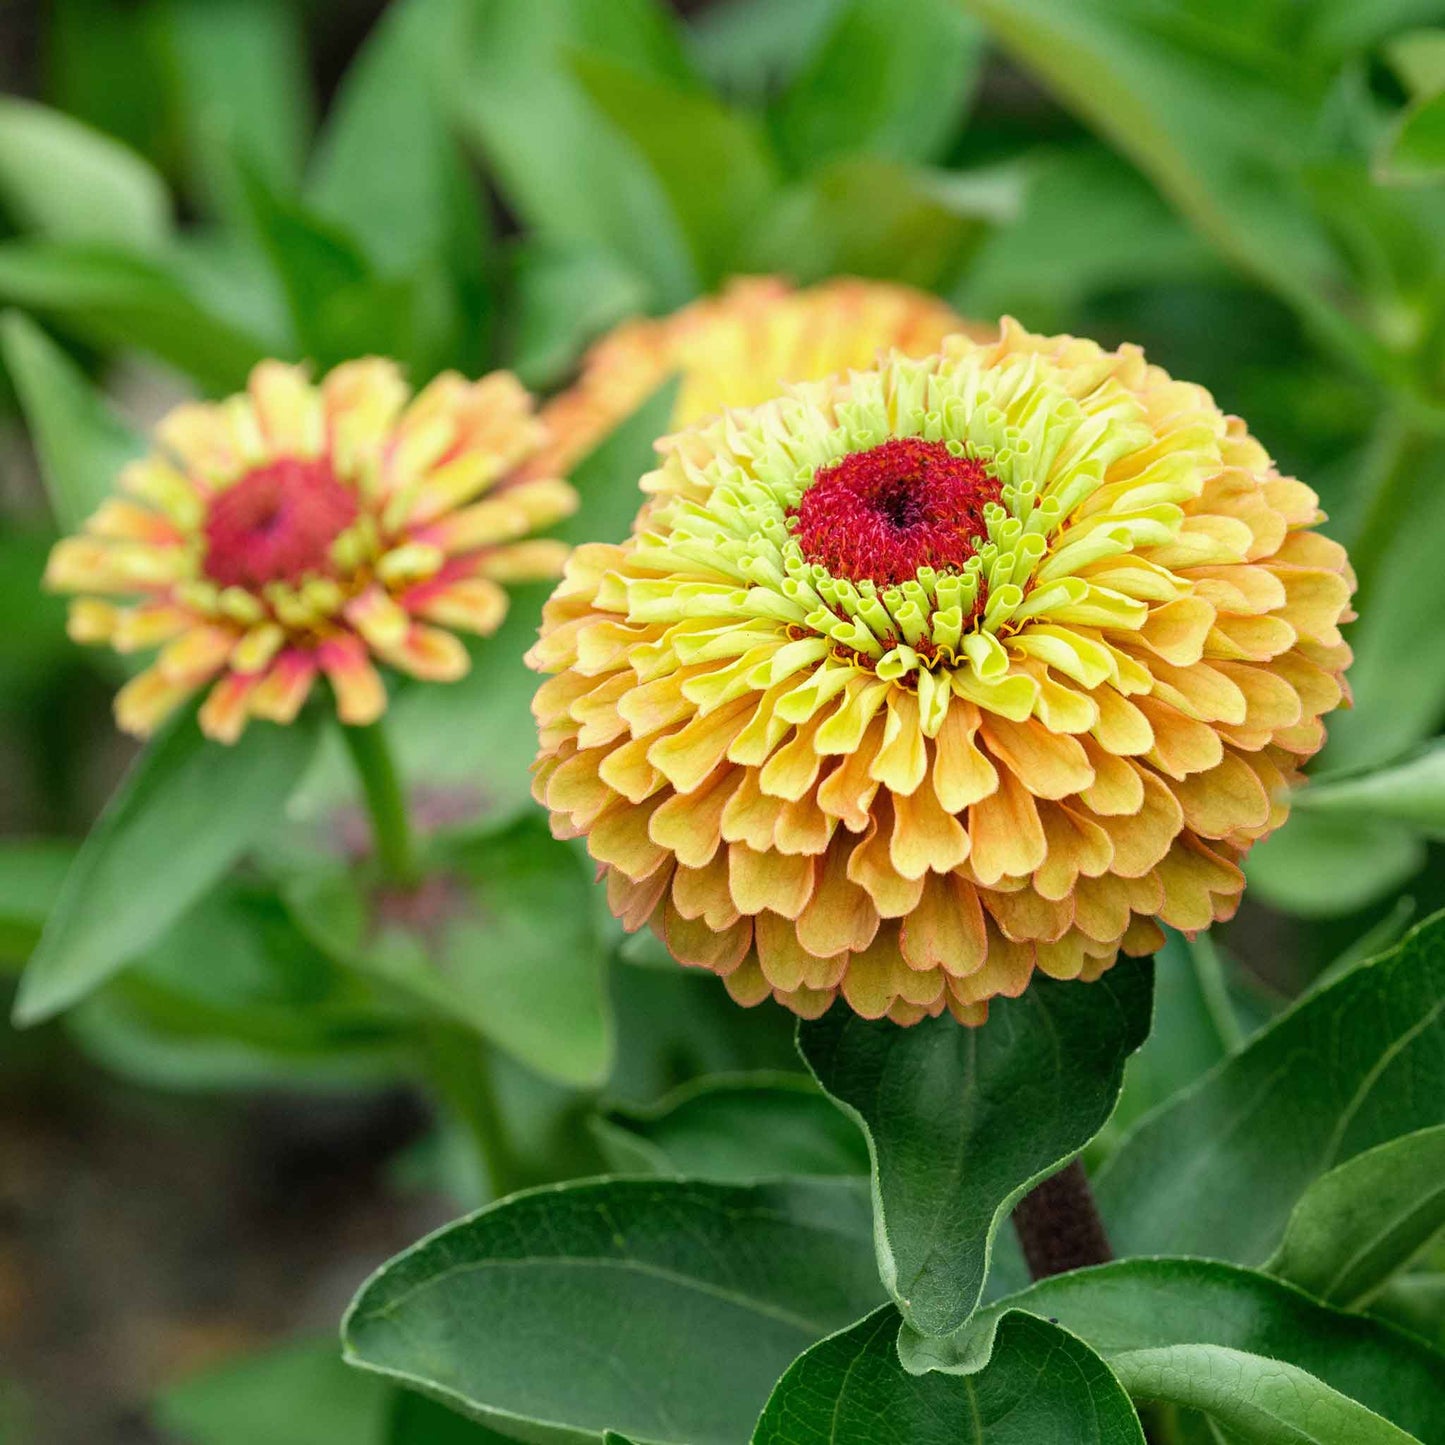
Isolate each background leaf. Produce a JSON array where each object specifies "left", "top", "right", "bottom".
[
  {"left": 799, "top": 958, "right": 1154, "bottom": 1338},
  {"left": 14, "top": 707, "right": 322, "bottom": 1025},
  {"left": 343, "top": 1177, "right": 884, "bottom": 1445},
  {"left": 1096, "top": 911, "right": 1445, "bottom": 1265},
  {"left": 0, "top": 97, "right": 169, "bottom": 250},
  {"left": 0, "top": 309, "right": 145, "bottom": 533},
  {"left": 1268, "top": 1126, "right": 1445, "bottom": 1309},
  {"left": 593, "top": 1071, "right": 869, "bottom": 1181},
  {"left": 771, "top": 0, "right": 981, "bottom": 173}
]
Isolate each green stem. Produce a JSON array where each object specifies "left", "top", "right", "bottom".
[
  {"left": 424, "top": 1026, "right": 526, "bottom": 1203},
  {"left": 341, "top": 719, "right": 420, "bottom": 887}
]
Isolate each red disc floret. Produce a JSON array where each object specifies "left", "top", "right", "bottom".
[
  {"left": 789, "top": 438, "right": 1000, "bottom": 587},
  {"left": 202, "top": 458, "right": 359, "bottom": 590}
]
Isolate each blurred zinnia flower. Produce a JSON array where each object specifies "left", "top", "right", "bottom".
[
  {"left": 528, "top": 276, "right": 981, "bottom": 480},
  {"left": 48, "top": 360, "right": 574, "bottom": 742},
  {"left": 530, "top": 322, "right": 1354, "bottom": 1025}
]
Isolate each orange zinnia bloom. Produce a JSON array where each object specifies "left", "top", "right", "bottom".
[{"left": 530, "top": 323, "right": 1354, "bottom": 1025}]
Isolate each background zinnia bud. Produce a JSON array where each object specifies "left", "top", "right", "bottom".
[
  {"left": 530, "top": 321, "right": 1354, "bottom": 1025},
  {"left": 46, "top": 360, "right": 574, "bottom": 742},
  {"left": 525, "top": 276, "right": 989, "bottom": 482}
]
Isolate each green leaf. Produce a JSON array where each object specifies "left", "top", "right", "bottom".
[
  {"left": 0, "top": 243, "right": 271, "bottom": 393},
  {"left": 1096, "top": 910, "right": 1445, "bottom": 1266},
  {"left": 1268, "top": 1127, "right": 1445, "bottom": 1309},
  {"left": 0, "top": 97, "right": 169, "bottom": 250},
  {"left": 772, "top": 0, "right": 981, "bottom": 172},
  {"left": 284, "top": 816, "right": 612, "bottom": 1087},
  {"left": 573, "top": 53, "right": 780, "bottom": 288},
  {"left": 155, "top": 1338, "right": 392, "bottom": 1445},
  {"left": 1386, "top": 29, "right": 1445, "bottom": 100},
  {"left": 594, "top": 1072, "right": 869, "bottom": 1181},
  {"left": 13, "top": 707, "right": 322, "bottom": 1026},
  {"left": 799, "top": 957, "right": 1153, "bottom": 1338},
  {"left": 744, "top": 157, "right": 1017, "bottom": 290},
  {"left": 958, "top": 0, "right": 1381, "bottom": 380},
  {"left": 1380, "top": 91, "right": 1445, "bottom": 186},
  {"left": 237, "top": 164, "right": 408, "bottom": 371},
  {"left": 1245, "top": 812, "right": 1426, "bottom": 920},
  {"left": 0, "top": 309, "right": 144, "bottom": 533},
  {"left": 307, "top": 0, "right": 490, "bottom": 376},
  {"left": 1112, "top": 1348, "right": 1418, "bottom": 1444},
  {"left": 456, "top": 0, "right": 696, "bottom": 307},
  {"left": 154, "top": 0, "right": 312, "bottom": 221},
  {"left": 1290, "top": 741, "right": 1445, "bottom": 832},
  {"left": 1372, "top": 1273, "right": 1445, "bottom": 1353},
  {"left": 0, "top": 839, "right": 75, "bottom": 971},
  {"left": 754, "top": 1307, "right": 1144, "bottom": 1445},
  {"left": 902, "top": 1258, "right": 1445, "bottom": 1444},
  {"left": 689, "top": 0, "right": 843, "bottom": 105},
  {"left": 342, "top": 1177, "right": 885, "bottom": 1445}
]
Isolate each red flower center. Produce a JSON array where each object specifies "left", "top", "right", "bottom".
[
  {"left": 202, "top": 459, "right": 359, "bottom": 591},
  {"left": 790, "top": 438, "right": 1000, "bottom": 587}
]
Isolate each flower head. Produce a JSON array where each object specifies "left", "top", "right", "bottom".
[
  {"left": 530, "top": 322, "right": 1354, "bottom": 1025},
  {"left": 528, "top": 276, "right": 980, "bottom": 480},
  {"left": 48, "top": 360, "right": 575, "bottom": 742}
]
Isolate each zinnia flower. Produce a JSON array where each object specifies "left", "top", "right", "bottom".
[
  {"left": 47, "top": 359, "right": 574, "bottom": 742},
  {"left": 527, "top": 276, "right": 980, "bottom": 480},
  {"left": 529, "top": 322, "right": 1354, "bottom": 1025}
]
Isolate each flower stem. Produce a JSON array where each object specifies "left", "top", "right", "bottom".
[
  {"left": 423, "top": 1026, "right": 526, "bottom": 1203},
  {"left": 1011, "top": 1159, "right": 1113, "bottom": 1280},
  {"left": 341, "top": 719, "right": 420, "bottom": 888}
]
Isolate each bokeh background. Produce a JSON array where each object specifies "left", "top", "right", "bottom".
[{"left": 3, "top": 0, "right": 1445, "bottom": 1440}]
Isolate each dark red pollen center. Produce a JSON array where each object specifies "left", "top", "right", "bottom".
[
  {"left": 790, "top": 438, "right": 1000, "bottom": 587},
  {"left": 202, "top": 458, "right": 358, "bottom": 591}
]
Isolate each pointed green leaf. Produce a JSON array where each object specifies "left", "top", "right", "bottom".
[
  {"left": 901, "top": 1258, "right": 1445, "bottom": 1444},
  {"left": 455, "top": 0, "right": 696, "bottom": 306},
  {"left": 0, "top": 97, "right": 169, "bottom": 250},
  {"left": 754, "top": 1308, "right": 1144, "bottom": 1445},
  {"left": 0, "top": 309, "right": 144, "bottom": 532},
  {"left": 1111, "top": 1348, "right": 1418, "bottom": 1444},
  {"left": 155, "top": 0, "right": 312, "bottom": 220},
  {"left": 0, "top": 243, "right": 270, "bottom": 393},
  {"left": 799, "top": 958, "right": 1154, "bottom": 1338},
  {"left": 306, "top": 0, "right": 490, "bottom": 376},
  {"left": 13, "top": 707, "right": 322, "bottom": 1025},
  {"left": 1380, "top": 91, "right": 1445, "bottom": 186},
  {"left": 1268, "top": 1127, "right": 1445, "bottom": 1309},
  {"left": 342, "top": 1177, "right": 884, "bottom": 1445},
  {"left": 1289, "top": 742, "right": 1445, "bottom": 832},
  {"left": 1097, "top": 911, "right": 1445, "bottom": 1265},
  {"left": 773, "top": 0, "right": 981, "bottom": 172},
  {"left": 573, "top": 53, "right": 780, "bottom": 287}
]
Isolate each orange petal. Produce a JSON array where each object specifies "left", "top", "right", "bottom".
[
  {"left": 796, "top": 839, "right": 880, "bottom": 958},
  {"left": 967, "top": 769, "right": 1046, "bottom": 885},
  {"left": 899, "top": 873, "right": 986, "bottom": 976},
  {"left": 728, "top": 843, "right": 815, "bottom": 920}
]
